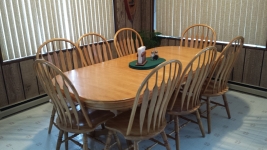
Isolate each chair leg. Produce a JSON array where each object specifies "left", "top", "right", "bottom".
[
  {"left": 206, "top": 96, "right": 211, "bottom": 134},
  {"left": 174, "top": 115, "right": 180, "bottom": 150},
  {"left": 168, "top": 114, "right": 174, "bottom": 123},
  {"left": 112, "top": 131, "right": 122, "bottom": 150},
  {"left": 134, "top": 141, "right": 139, "bottom": 150},
  {"left": 126, "top": 140, "right": 134, "bottom": 150},
  {"left": 161, "top": 131, "right": 171, "bottom": 150},
  {"left": 56, "top": 130, "right": 64, "bottom": 150},
  {"left": 48, "top": 106, "right": 56, "bottom": 134},
  {"left": 64, "top": 132, "right": 68, "bottom": 150},
  {"left": 82, "top": 133, "right": 88, "bottom": 150},
  {"left": 222, "top": 94, "right": 231, "bottom": 119},
  {"left": 104, "top": 130, "right": 113, "bottom": 150},
  {"left": 101, "top": 123, "right": 105, "bottom": 129},
  {"left": 196, "top": 110, "right": 205, "bottom": 137}
]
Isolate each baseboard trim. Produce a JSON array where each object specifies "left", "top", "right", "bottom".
[
  {"left": 0, "top": 95, "right": 49, "bottom": 119},
  {"left": 228, "top": 83, "right": 267, "bottom": 98}
]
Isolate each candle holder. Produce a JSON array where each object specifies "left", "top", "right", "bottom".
[{"left": 136, "top": 46, "right": 147, "bottom": 66}]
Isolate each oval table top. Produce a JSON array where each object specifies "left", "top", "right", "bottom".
[{"left": 59, "top": 46, "right": 203, "bottom": 110}]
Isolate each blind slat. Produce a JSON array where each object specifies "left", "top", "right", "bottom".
[{"left": 0, "top": 9, "right": 9, "bottom": 60}]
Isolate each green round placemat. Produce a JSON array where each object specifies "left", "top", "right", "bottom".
[{"left": 129, "top": 57, "right": 166, "bottom": 70}]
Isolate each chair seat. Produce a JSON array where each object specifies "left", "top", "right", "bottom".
[
  {"left": 168, "top": 92, "right": 201, "bottom": 116},
  {"left": 105, "top": 108, "right": 167, "bottom": 141},
  {"left": 202, "top": 80, "right": 229, "bottom": 96},
  {"left": 57, "top": 108, "right": 115, "bottom": 133}
]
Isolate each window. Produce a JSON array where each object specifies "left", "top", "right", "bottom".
[
  {"left": 0, "top": 0, "right": 115, "bottom": 62},
  {"left": 155, "top": 0, "right": 267, "bottom": 47}
]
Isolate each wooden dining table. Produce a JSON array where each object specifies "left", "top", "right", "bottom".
[{"left": 57, "top": 46, "right": 204, "bottom": 110}]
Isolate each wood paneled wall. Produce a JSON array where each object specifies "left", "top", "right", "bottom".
[
  {"left": 0, "top": 59, "right": 43, "bottom": 108},
  {"left": 0, "top": 66, "right": 8, "bottom": 108},
  {"left": 114, "top": 0, "right": 153, "bottom": 32}
]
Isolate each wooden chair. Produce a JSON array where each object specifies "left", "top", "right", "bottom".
[
  {"left": 36, "top": 38, "right": 87, "bottom": 72},
  {"left": 201, "top": 36, "right": 244, "bottom": 133},
  {"left": 114, "top": 28, "right": 143, "bottom": 57},
  {"left": 33, "top": 59, "right": 117, "bottom": 150},
  {"left": 167, "top": 46, "right": 217, "bottom": 150},
  {"left": 104, "top": 59, "right": 183, "bottom": 150},
  {"left": 180, "top": 24, "right": 216, "bottom": 49},
  {"left": 76, "top": 33, "right": 114, "bottom": 65},
  {"left": 36, "top": 38, "right": 87, "bottom": 134}
]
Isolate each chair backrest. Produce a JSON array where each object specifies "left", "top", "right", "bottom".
[
  {"left": 36, "top": 38, "right": 87, "bottom": 72},
  {"left": 169, "top": 46, "right": 217, "bottom": 112},
  {"left": 76, "top": 33, "right": 113, "bottom": 65},
  {"left": 33, "top": 59, "right": 93, "bottom": 129},
  {"left": 202, "top": 36, "right": 244, "bottom": 94},
  {"left": 180, "top": 24, "right": 216, "bottom": 49},
  {"left": 126, "top": 59, "right": 182, "bottom": 136},
  {"left": 114, "top": 28, "right": 144, "bottom": 57}
]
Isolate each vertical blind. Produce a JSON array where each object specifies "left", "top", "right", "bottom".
[
  {"left": 156, "top": 0, "right": 267, "bottom": 47},
  {"left": 0, "top": 0, "right": 115, "bottom": 62}
]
